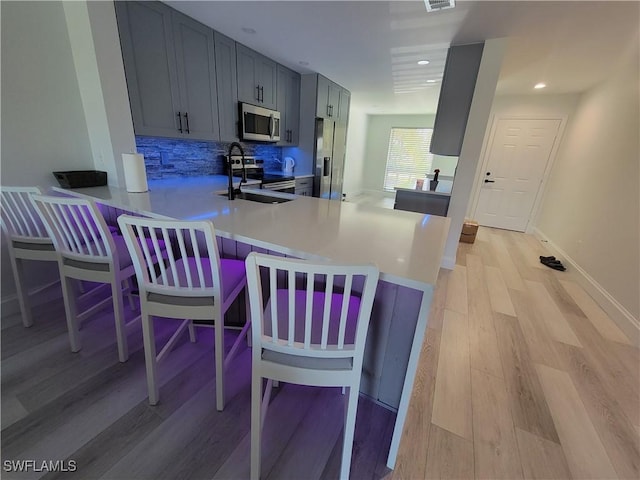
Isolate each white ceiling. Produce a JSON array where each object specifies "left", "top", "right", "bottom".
[{"left": 166, "top": 1, "right": 639, "bottom": 114}]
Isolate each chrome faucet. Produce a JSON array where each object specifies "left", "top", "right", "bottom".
[{"left": 227, "top": 142, "right": 247, "bottom": 200}]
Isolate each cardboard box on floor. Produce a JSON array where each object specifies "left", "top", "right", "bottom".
[{"left": 460, "top": 219, "right": 479, "bottom": 244}]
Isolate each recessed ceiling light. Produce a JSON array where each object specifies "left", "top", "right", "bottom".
[
  {"left": 241, "top": 27, "right": 256, "bottom": 34},
  {"left": 534, "top": 83, "right": 546, "bottom": 89},
  {"left": 417, "top": 60, "right": 430, "bottom": 65},
  {"left": 426, "top": 79, "right": 437, "bottom": 83},
  {"left": 298, "top": 61, "right": 309, "bottom": 66}
]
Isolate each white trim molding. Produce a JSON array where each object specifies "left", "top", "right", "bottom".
[{"left": 533, "top": 228, "right": 640, "bottom": 346}]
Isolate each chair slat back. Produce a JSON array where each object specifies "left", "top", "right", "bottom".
[
  {"left": 32, "top": 195, "right": 114, "bottom": 260},
  {"left": 245, "top": 252, "right": 379, "bottom": 360},
  {"left": 0, "top": 187, "right": 49, "bottom": 240},
  {"left": 117, "top": 215, "right": 221, "bottom": 298}
]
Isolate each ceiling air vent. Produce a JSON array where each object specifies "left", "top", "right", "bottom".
[{"left": 424, "top": 0, "right": 455, "bottom": 12}]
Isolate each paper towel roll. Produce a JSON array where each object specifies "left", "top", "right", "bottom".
[{"left": 122, "top": 153, "right": 148, "bottom": 193}]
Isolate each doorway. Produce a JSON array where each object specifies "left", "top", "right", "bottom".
[{"left": 473, "top": 117, "right": 563, "bottom": 232}]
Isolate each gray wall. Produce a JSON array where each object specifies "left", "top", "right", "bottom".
[{"left": 1, "top": 1, "right": 95, "bottom": 302}]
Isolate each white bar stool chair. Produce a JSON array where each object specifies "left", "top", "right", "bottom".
[
  {"left": 32, "top": 194, "right": 142, "bottom": 362},
  {"left": 117, "top": 215, "right": 249, "bottom": 411},
  {"left": 1, "top": 187, "right": 57, "bottom": 327},
  {"left": 245, "top": 252, "right": 379, "bottom": 480}
]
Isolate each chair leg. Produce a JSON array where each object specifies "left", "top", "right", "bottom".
[
  {"left": 244, "top": 287, "right": 252, "bottom": 348},
  {"left": 251, "top": 371, "right": 263, "bottom": 480},
  {"left": 214, "top": 317, "right": 225, "bottom": 411},
  {"left": 188, "top": 321, "right": 197, "bottom": 343},
  {"left": 125, "top": 277, "right": 136, "bottom": 311},
  {"left": 60, "top": 274, "right": 81, "bottom": 352},
  {"left": 10, "top": 256, "right": 33, "bottom": 328},
  {"left": 340, "top": 385, "right": 359, "bottom": 480},
  {"left": 141, "top": 312, "right": 160, "bottom": 405},
  {"left": 111, "top": 278, "right": 128, "bottom": 363}
]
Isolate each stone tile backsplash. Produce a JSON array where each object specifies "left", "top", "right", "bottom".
[{"left": 135, "top": 136, "right": 282, "bottom": 180}]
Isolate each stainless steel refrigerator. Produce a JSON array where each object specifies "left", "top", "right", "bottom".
[{"left": 314, "top": 117, "right": 346, "bottom": 200}]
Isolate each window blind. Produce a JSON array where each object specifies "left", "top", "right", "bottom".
[{"left": 383, "top": 128, "right": 434, "bottom": 191}]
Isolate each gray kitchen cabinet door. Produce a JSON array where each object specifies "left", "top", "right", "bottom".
[
  {"left": 236, "top": 44, "right": 276, "bottom": 109},
  {"left": 276, "top": 65, "right": 300, "bottom": 146},
  {"left": 172, "top": 11, "right": 219, "bottom": 141},
  {"left": 316, "top": 74, "right": 331, "bottom": 118},
  {"left": 215, "top": 32, "right": 239, "bottom": 142},
  {"left": 236, "top": 44, "right": 260, "bottom": 105},
  {"left": 327, "top": 82, "right": 341, "bottom": 119},
  {"left": 115, "top": 1, "right": 181, "bottom": 138},
  {"left": 256, "top": 55, "right": 277, "bottom": 110},
  {"left": 337, "top": 88, "right": 350, "bottom": 124}
]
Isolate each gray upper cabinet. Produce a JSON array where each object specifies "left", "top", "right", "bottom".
[
  {"left": 276, "top": 65, "right": 300, "bottom": 146},
  {"left": 115, "top": 1, "right": 180, "bottom": 138},
  {"left": 430, "top": 43, "right": 484, "bottom": 156},
  {"left": 316, "top": 74, "right": 330, "bottom": 118},
  {"left": 236, "top": 44, "right": 277, "bottom": 110},
  {"left": 338, "top": 88, "right": 350, "bottom": 124},
  {"left": 214, "top": 32, "right": 239, "bottom": 142},
  {"left": 316, "top": 74, "right": 347, "bottom": 121},
  {"left": 115, "top": 1, "right": 220, "bottom": 141},
  {"left": 172, "top": 11, "right": 219, "bottom": 141}
]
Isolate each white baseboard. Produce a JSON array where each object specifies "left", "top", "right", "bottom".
[
  {"left": 533, "top": 228, "right": 640, "bottom": 346},
  {"left": 343, "top": 190, "right": 364, "bottom": 201},
  {"left": 441, "top": 255, "right": 456, "bottom": 270},
  {"left": 362, "top": 188, "right": 395, "bottom": 198},
  {"left": 1, "top": 280, "right": 61, "bottom": 318}
]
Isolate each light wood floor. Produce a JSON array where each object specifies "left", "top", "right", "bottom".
[
  {"left": 1, "top": 288, "right": 393, "bottom": 479},
  {"left": 3, "top": 227, "right": 638, "bottom": 479},
  {"left": 390, "top": 226, "right": 640, "bottom": 479}
]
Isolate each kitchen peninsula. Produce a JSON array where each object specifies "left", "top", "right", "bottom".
[{"left": 53, "top": 176, "right": 450, "bottom": 469}]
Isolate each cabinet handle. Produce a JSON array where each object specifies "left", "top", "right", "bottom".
[
  {"left": 484, "top": 179, "right": 495, "bottom": 183},
  {"left": 327, "top": 104, "right": 331, "bottom": 117},
  {"left": 177, "top": 112, "right": 183, "bottom": 133},
  {"left": 256, "top": 85, "right": 260, "bottom": 101},
  {"left": 260, "top": 86, "right": 264, "bottom": 103},
  {"left": 184, "top": 112, "right": 190, "bottom": 134}
]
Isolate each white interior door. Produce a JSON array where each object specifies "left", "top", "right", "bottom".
[{"left": 475, "top": 118, "right": 561, "bottom": 232}]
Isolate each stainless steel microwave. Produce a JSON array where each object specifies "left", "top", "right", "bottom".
[{"left": 240, "top": 103, "right": 280, "bottom": 142}]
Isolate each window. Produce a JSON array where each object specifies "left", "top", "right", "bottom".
[{"left": 383, "top": 128, "right": 434, "bottom": 191}]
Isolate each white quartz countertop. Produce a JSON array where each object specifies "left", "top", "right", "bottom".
[{"left": 53, "top": 176, "right": 450, "bottom": 288}]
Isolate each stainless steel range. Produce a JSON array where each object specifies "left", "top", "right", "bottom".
[{"left": 227, "top": 156, "right": 296, "bottom": 194}]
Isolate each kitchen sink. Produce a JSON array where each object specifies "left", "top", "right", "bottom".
[{"left": 218, "top": 191, "right": 294, "bottom": 204}]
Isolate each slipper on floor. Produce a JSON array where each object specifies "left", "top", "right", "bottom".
[
  {"left": 547, "top": 263, "right": 566, "bottom": 271},
  {"left": 540, "top": 257, "right": 566, "bottom": 271}
]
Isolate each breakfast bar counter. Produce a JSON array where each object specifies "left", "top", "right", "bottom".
[
  {"left": 54, "top": 176, "right": 449, "bottom": 288},
  {"left": 53, "top": 176, "right": 450, "bottom": 469}
]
